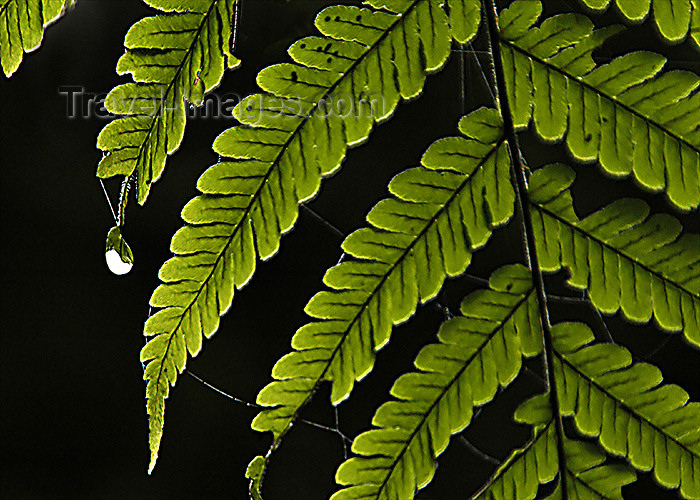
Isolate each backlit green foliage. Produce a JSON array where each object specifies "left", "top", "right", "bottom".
[
  {"left": 252, "top": 107, "right": 513, "bottom": 447},
  {"left": 529, "top": 164, "right": 700, "bottom": 347},
  {"left": 140, "top": 0, "right": 481, "bottom": 473},
  {"left": 551, "top": 322, "right": 700, "bottom": 498},
  {"left": 577, "top": 0, "right": 700, "bottom": 47},
  {"left": 0, "top": 0, "right": 73, "bottom": 76},
  {"left": 476, "top": 393, "right": 637, "bottom": 499},
  {"left": 500, "top": 0, "right": 700, "bottom": 211},
  {"left": 331, "top": 264, "right": 541, "bottom": 499},
  {"left": 3, "top": 0, "right": 698, "bottom": 496},
  {"left": 96, "top": 0, "right": 240, "bottom": 205},
  {"left": 59, "top": 0, "right": 696, "bottom": 496}
]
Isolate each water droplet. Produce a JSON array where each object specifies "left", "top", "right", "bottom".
[
  {"left": 105, "top": 226, "right": 134, "bottom": 276},
  {"left": 106, "top": 249, "right": 133, "bottom": 275}
]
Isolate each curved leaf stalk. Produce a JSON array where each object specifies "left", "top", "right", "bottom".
[
  {"left": 96, "top": 0, "right": 240, "bottom": 205},
  {"left": 251, "top": 106, "right": 513, "bottom": 494},
  {"left": 499, "top": 0, "right": 700, "bottom": 211},
  {"left": 485, "top": 0, "right": 570, "bottom": 496},
  {"left": 331, "top": 264, "right": 542, "bottom": 499},
  {"left": 551, "top": 322, "right": 700, "bottom": 499},
  {"left": 118, "top": 176, "right": 130, "bottom": 228},
  {"left": 0, "top": 0, "right": 73, "bottom": 77},
  {"left": 578, "top": 0, "right": 700, "bottom": 48},
  {"left": 475, "top": 394, "right": 636, "bottom": 500},
  {"left": 527, "top": 164, "right": 700, "bottom": 347},
  {"left": 142, "top": 0, "right": 478, "bottom": 475}
]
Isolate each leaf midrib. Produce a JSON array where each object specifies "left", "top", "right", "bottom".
[
  {"left": 472, "top": 422, "right": 552, "bottom": 499},
  {"left": 556, "top": 347, "right": 699, "bottom": 459},
  {"left": 374, "top": 286, "right": 535, "bottom": 498},
  {"left": 151, "top": 0, "right": 425, "bottom": 400},
  {"left": 307, "top": 141, "right": 506, "bottom": 386},
  {"left": 502, "top": 37, "right": 700, "bottom": 155},
  {"left": 270, "top": 139, "right": 508, "bottom": 452},
  {"left": 121, "top": 0, "right": 225, "bottom": 197},
  {"left": 532, "top": 202, "right": 700, "bottom": 303},
  {"left": 147, "top": 0, "right": 232, "bottom": 393},
  {"left": 475, "top": 420, "right": 628, "bottom": 499}
]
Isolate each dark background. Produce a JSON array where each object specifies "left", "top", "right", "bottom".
[{"left": 1, "top": 0, "right": 698, "bottom": 498}]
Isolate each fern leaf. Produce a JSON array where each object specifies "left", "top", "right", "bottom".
[
  {"left": 0, "top": 0, "right": 72, "bottom": 77},
  {"left": 252, "top": 108, "right": 513, "bottom": 454},
  {"left": 527, "top": 163, "right": 700, "bottom": 347},
  {"left": 475, "top": 395, "right": 636, "bottom": 500},
  {"left": 578, "top": 0, "right": 698, "bottom": 47},
  {"left": 141, "top": 0, "right": 480, "bottom": 473},
  {"left": 475, "top": 420, "right": 558, "bottom": 500},
  {"left": 96, "top": 0, "right": 240, "bottom": 204},
  {"left": 331, "top": 264, "right": 541, "bottom": 500},
  {"left": 551, "top": 322, "right": 700, "bottom": 499},
  {"left": 499, "top": 0, "right": 700, "bottom": 211},
  {"left": 447, "top": 0, "right": 481, "bottom": 43}
]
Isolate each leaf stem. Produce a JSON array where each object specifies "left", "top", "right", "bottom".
[
  {"left": 482, "top": 2, "right": 569, "bottom": 498},
  {"left": 118, "top": 175, "right": 130, "bottom": 228}
]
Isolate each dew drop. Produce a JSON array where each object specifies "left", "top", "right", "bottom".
[
  {"left": 105, "top": 226, "right": 134, "bottom": 276},
  {"left": 106, "top": 249, "right": 133, "bottom": 275}
]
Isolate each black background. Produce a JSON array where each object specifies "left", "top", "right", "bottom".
[{"left": 1, "top": 0, "right": 699, "bottom": 498}]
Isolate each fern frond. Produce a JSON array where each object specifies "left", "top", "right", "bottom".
[
  {"left": 475, "top": 394, "right": 636, "bottom": 500},
  {"left": 499, "top": 0, "right": 700, "bottom": 211},
  {"left": 0, "top": 0, "right": 72, "bottom": 77},
  {"left": 551, "top": 322, "right": 700, "bottom": 499},
  {"left": 330, "top": 264, "right": 541, "bottom": 500},
  {"left": 527, "top": 163, "right": 700, "bottom": 347},
  {"left": 252, "top": 108, "right": 513, "bottom": 456},
  {"left": 578, "top": 0, "right": 699, "bottom": 47},
  {"left": 96, "top": 0, "right": 240, "bottom": 204},
  {"left": 141, "top": 0, "right": 480, "bottom": 473}
]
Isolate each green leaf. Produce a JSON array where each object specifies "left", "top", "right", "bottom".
[
  {"left": 252, "top": 108, "right": 513, "bottom": 465},
  {"left": 500, "top": 1, "right": 700, "bottom": 211},
  {"left": 475, "top": 413, "right": 636, "bottom": 500},
  {"left": 0, "top": 0, "right": 73, "bottom": 77},
  {"left": 447, "top": 0, "right": 481, "bottom": 43},
  {"left": 528, "top": 164, "right": 700, "bottom": 347},
  {"left": 142, "top": 0, "right": 480, "bottom": 474},
  {"left": 331, "top": 264, "right": 541, "bottom": 499},
  {"left": 578, "top": 0, "right": 698, "bottom": 47},
  {"left": 552, "top": 322, "right": 700, "bottom": 499},
  {"left": 474, "top": 420, "right": 558, "bottom": 500},
  {"left": 246, "top": 456, "right": 265, "bottom": 500},
  {"left": 96, "top": 0, "right": 240, "bottom": 204}
]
